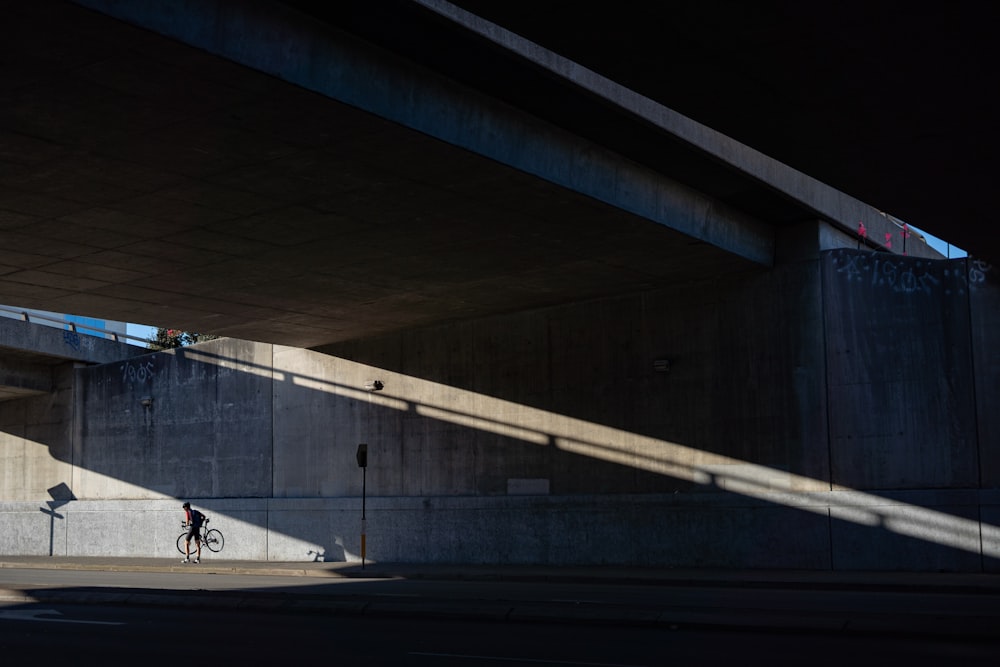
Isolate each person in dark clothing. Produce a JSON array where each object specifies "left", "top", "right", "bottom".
[{"left": 181, "top": 502, "right": 206, "bottom": 563}]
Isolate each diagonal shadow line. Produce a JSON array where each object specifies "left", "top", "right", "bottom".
[
  {"left": 180, "top": 346, "right": 1000, "bottom": 559},
  {"left": 3, "top": 342, "right": 995, "bottom": 562}
]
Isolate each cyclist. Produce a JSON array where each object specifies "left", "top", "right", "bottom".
[{"left": 181, "top": 502, "right": 206, "bottom": 563}]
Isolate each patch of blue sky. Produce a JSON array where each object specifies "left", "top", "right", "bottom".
[{"left": 909, "top": 225, "right": 967, "bottom": 259}]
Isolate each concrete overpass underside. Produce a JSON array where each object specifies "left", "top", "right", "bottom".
[{"left": 0, "top": 0, "right": 938, "bottom": 349}]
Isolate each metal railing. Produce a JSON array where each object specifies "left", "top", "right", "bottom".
[{"left": 0, "top": 305, "right": 151, "bottom": 347}]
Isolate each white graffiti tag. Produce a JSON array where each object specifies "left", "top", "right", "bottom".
[
  {"left": 121, "top": 360, "right": 155, "bottom": 383},
  {"left": 968, "top": 259, "right": 991, "bottom": 285},
  {"left": 833, "top": 251, "right": 944, "bottom": 295}
]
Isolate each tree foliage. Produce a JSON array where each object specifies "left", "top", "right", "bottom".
[{"left": 147, "top": 328, "right": 219, "bottom": 350}]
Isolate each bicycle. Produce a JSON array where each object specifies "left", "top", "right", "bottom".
[{"left": 176, "top": 517, "right": 224, "bottom": 555}]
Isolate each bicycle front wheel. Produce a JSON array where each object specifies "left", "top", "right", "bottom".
[{"left": 203, "top": 528, "right": 224, "bottom": 552}]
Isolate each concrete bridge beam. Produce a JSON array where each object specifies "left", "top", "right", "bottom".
[{"left": 0, "top": 359, "right": 53, "bottom": 400}]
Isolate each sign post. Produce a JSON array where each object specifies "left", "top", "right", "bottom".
[{"left": 356, "top": 443, "right": 368, "bottom": 569}]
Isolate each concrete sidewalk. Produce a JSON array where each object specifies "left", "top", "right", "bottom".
[
  {"left": 2, "top": 555, "right": 999, "bottom": 591},
  {"left": 1, "top": 556, "right": 999, "bottom": 637}
]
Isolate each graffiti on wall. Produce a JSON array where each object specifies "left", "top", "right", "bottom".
[
  {"left": 120, "top": 359, "right": 155, "bottom": 384},
  {"left": 832, "top": 250, "right": 992, "bottom": 296},
  {"left": 62, "top": 330, "right": 104, "bottom": 352},
  {"left": 63, "top": 330, "right": 81, "bottom": 351},
  {"left": 967, "top": 259, "right": 992, "bottom": 286}
]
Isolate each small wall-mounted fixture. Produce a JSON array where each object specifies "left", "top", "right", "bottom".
[
  {"left": 653, "top": 359, "right": 671, "bottom": 373},
  {"left": 139, "top": 396, "right": 153, "bottom": 408},
  {"left": 363, "top": 380, "right": 384, "bottom": 392}
]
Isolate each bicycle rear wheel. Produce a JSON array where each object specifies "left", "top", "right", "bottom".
[
  {"left": 203, "top": 528, "right": 224, "bottom": 552},
  {"left": 177, "top": 530, "right": 205, "bottom": 556}
]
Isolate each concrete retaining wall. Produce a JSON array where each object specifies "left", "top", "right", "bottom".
[
  {"left": 0, "top": 245, "right": 997, "bottom": 571},
  {"left": 3, "top": 488, "right": 997, "bottom": 569},
  {"left": 0, "top": 364, "right": 75, "bottom": 501},
  {"left": 823, "top": 250, "right": 980, "bottom": 489}
]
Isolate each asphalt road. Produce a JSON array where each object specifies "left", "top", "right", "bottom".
[
  {"left": 2, "top": 565, "right": 999, "bottom": 648},
  {"left": 3, "top": 566, "right": 999, "bottom": 620},
  {"left": 1, "top": 599, "right": 997, "bottom": 667}
]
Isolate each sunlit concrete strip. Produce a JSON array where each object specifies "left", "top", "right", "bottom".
[
  {"left": 291, "top": 374, "right": 410, "bottom": 412},
  {"left": 178, "top": 349, "right": 285, "bottom": 382},
  {"left": 325, "top": 357, "right": 998, "bottom": 559},
  {"left": 552, "top": 436, "right": 714, "bottom": 487},
  {"left": 265, "top": 525, "right": 361, "bottom": 565},
  {"left": 416, "top": 405, "right": 554, "bottom": 446},
  {"left": 718, "top": 479, "right": 991, "bottom": 557},
  {"left": 0, "top": 435, "right": 74, "bottom": 502}
]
